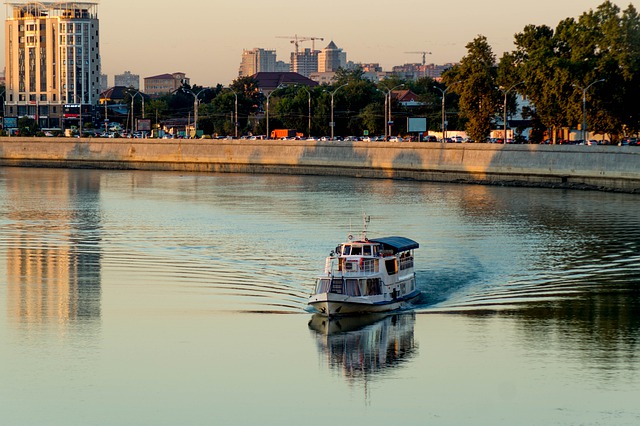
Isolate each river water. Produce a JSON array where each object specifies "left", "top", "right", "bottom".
[{"left": 1, "top": 167, "right": 639, "bottom": 425}]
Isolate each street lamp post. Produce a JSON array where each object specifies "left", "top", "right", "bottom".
[
  {"left": 298, "top": 85, "right": 311, "bottom": 137},
  {"left": 375, "top": 89, "right": 388, "bottom": 140},
  {"left": 329, "top": 83, "right": 348, "bottom": 140},
  {"left": 130, "top": 91, "right": 145, "bottom": 135},
  {"left": 0, "top": 89, "right": 6, "bottom": 132},
  {"left": 573, "top": 79, "right": 605, "bottom": 141},
  {"left": 433, "top": 81, "right": 461, "bottom": 142},
  {"left": 265, "top": 84, "right": 285, "bottom": 139},
  {"left": 499, "top": 82, "right": 524, "bottom": 143},
  {"left": 377, "top": 84, "right": 404, "bottom": 140},
  {"left": 387, "top": 84, "right": 404, "bottom": 139},
  {"left": 102, "top": 93, "right": 108, "bottom": 133},
  {"left": 182, "top": 88, "right": 208, "bottom": 137},
  {"left": 226, "top": 88, "right": 238, "bottom": 138}
]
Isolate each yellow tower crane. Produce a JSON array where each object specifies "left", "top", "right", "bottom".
[{"left": 276, "top": 35, "right": 325, "bottom": 54}]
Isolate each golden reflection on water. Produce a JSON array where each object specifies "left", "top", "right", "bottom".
[{"left": 4, "top": 169, "right": 102, "bottom": 326}]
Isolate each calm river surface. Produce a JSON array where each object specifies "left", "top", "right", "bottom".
[{"left": 1, "top": 167, "right": 639, "bottom": 425}]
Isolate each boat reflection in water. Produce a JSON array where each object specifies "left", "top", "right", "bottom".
[{"left": 308, "top": 313, "right": 417, "bottom": 384}]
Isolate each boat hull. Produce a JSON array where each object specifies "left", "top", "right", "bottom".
[{"left": 309, "top": 290, "right": 420, "bottom": 317}]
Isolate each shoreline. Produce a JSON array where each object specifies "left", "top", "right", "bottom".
[{"left": 1, "top": 137, "right": 639, "bottom": 193}]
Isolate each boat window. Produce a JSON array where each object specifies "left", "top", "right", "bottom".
[
  {"left": 385, "top": 258, "right": 398, "bottom": 275},
  {"left": 342, "top": 245, "right": 351, "bottom": 255},
  {"left": 350, "top": 246, "right": 362, "bottom": 255},
  {"left": 365, "top": 278, "right": 382, "bottom": 295},
  {"left": 345, "top": 279, "right": 361, "bottom": 296},
  {"left": 331, "top": 278, "right": 344, "bottom": 294},
  {"left": 363, "top": 245, "right": 372, "bottom": 256},
  {"left": 316, "top": 279, "right": 330, "bottom": 294}
]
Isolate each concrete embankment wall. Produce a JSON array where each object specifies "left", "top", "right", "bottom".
[{"left": 1, "top": 137, "right": 639, "bottom": 192}]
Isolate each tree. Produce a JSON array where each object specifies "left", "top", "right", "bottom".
[
  {"left": 17, "top": 117, "right": 39, "bottom": 136},
  {"left": 510, "top": 24, "right": 574, "bottom": 143},
  {"left": 196, "top": 76, "right": 264, "bottom": 136},
  {"left": 409, "top": 77, "right": 444, "bottom": 132},
  {"left": 327, "top": 67, "right": 381, "bottom": 136},
  {"left": 508, "top": 2, "right": 640, "bottom": 142},
  {"left": 444, "top": 36, "right": 500, "bottom": 142}
]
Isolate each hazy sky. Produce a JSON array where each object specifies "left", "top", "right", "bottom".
[{"left": 1, "top": 0, "right": 615, "bottom": 86}]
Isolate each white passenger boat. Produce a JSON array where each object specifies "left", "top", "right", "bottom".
[{"left": 308, "top": 216, "right": 420, "bottom": 317}]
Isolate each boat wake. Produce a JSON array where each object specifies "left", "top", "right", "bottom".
[{"left": 412, "top": 251, "right": 640, "bottom": 313}]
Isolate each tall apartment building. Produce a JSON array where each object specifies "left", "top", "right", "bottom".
[
  {"left": 4, "top": 1, "right": 101, "bottom": 129},
  {"left": 239, "top": 48, "right": 277, "bottom": 77},
  {"left": 318, "top": 41, "right": 346, "bottom": 72},
  {"left": 99, "top": 73, "right": 108, "bottom": 91},
  {"left": 290, "top": 48, "right": 318, "bottom": 78},
  {"left": 114, "top": 70, "right": 139, "bottom": 89}
]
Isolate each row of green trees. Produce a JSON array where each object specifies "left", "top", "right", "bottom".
[
  {"left": 130, "top": 1, "right": 639, "bottom": 143},
  {"left": 444, "top": 0, "right": 640, "bottom": 143}
]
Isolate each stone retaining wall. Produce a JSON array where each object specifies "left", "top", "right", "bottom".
[{"left": 1, "top": 138, "right": 638, "bottom": 192}]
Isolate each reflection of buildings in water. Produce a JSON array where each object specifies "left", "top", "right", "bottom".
[
  {"left": 511, "top": 292, "right": 640, "bottom": 375},
  {"left": 4, "top": 169, "right": 102, "bottom": 324},
  {"left": 309, "top": 313, "right": 417, "bottom": 384}
]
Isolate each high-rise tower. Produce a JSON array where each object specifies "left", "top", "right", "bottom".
[
  {"left": 4, "top": 1, "right": 101, "bottom": 130},
  {"left": 239, "top": 48, "right": 278, "bottom": 77},
  {"left": 318, "top": 41, "right": 346, "bottom": 73},
  {"left": 290, "top": 48, "right": 317, "bottom": 78}
]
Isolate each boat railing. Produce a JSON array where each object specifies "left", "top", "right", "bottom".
[
  {"left": 336, "top": 257, "right": 379, "bottom": 275},
  {"left": 399, "top": 255, "right": 414, "bottom": 270}
]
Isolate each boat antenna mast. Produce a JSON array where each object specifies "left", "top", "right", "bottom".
[{"left": 361, "top": 213, "right": 371, "bottom": 241}]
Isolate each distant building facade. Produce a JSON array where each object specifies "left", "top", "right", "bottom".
[
  {"left": 99, "top": 73, "right": 109, "bottom": 91},
  {"left": 391, "top": 63, "right": 455, "bottom": 80},
  {"left": 318, "top": 41, "right": 346, "bottom": 72},
  {"left": 290, "top": 48, "right": 318, "bottom": 78},
  {"left": 391, "top": 89, "right": 422, "bottom": 107},
  {"left": 308, "top": 72, "right": 336, "bottom": 85},
  {"left": 114, "top": 70, "right": 139, "bottom": 89},
  {"left": 360, "top": 63, "right": 383, "bottom": 73},
  {"left": 143, "top": 72, "right": 189, "bottom": 97},
  {"left": 4, "top": 1, "right": 101, "bottom": 129},
  {"left": 239, "top": 48, "right": 278, "bottom": 77},
  {"left": 275, "top": 61, "right": 290, "bottom": 73}
]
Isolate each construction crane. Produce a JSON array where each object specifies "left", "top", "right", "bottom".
[
  {"left": 405, "top": 51, "right": 432, "bottom": 65},
  {"left": 276, "top": 35, "right": 324, "bottom": 54}
]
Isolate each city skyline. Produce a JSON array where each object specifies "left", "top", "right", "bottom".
[{"left": 1, "top": 0, "right": 611, "bottom": 86}]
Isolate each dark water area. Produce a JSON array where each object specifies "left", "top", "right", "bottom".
[{"left": 1, "top": 167, "right": 639, "bottom": 425}]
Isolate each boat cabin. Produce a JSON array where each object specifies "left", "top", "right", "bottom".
[{"left": 336, "top": 242, "right": 380, "bottom": 257}]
